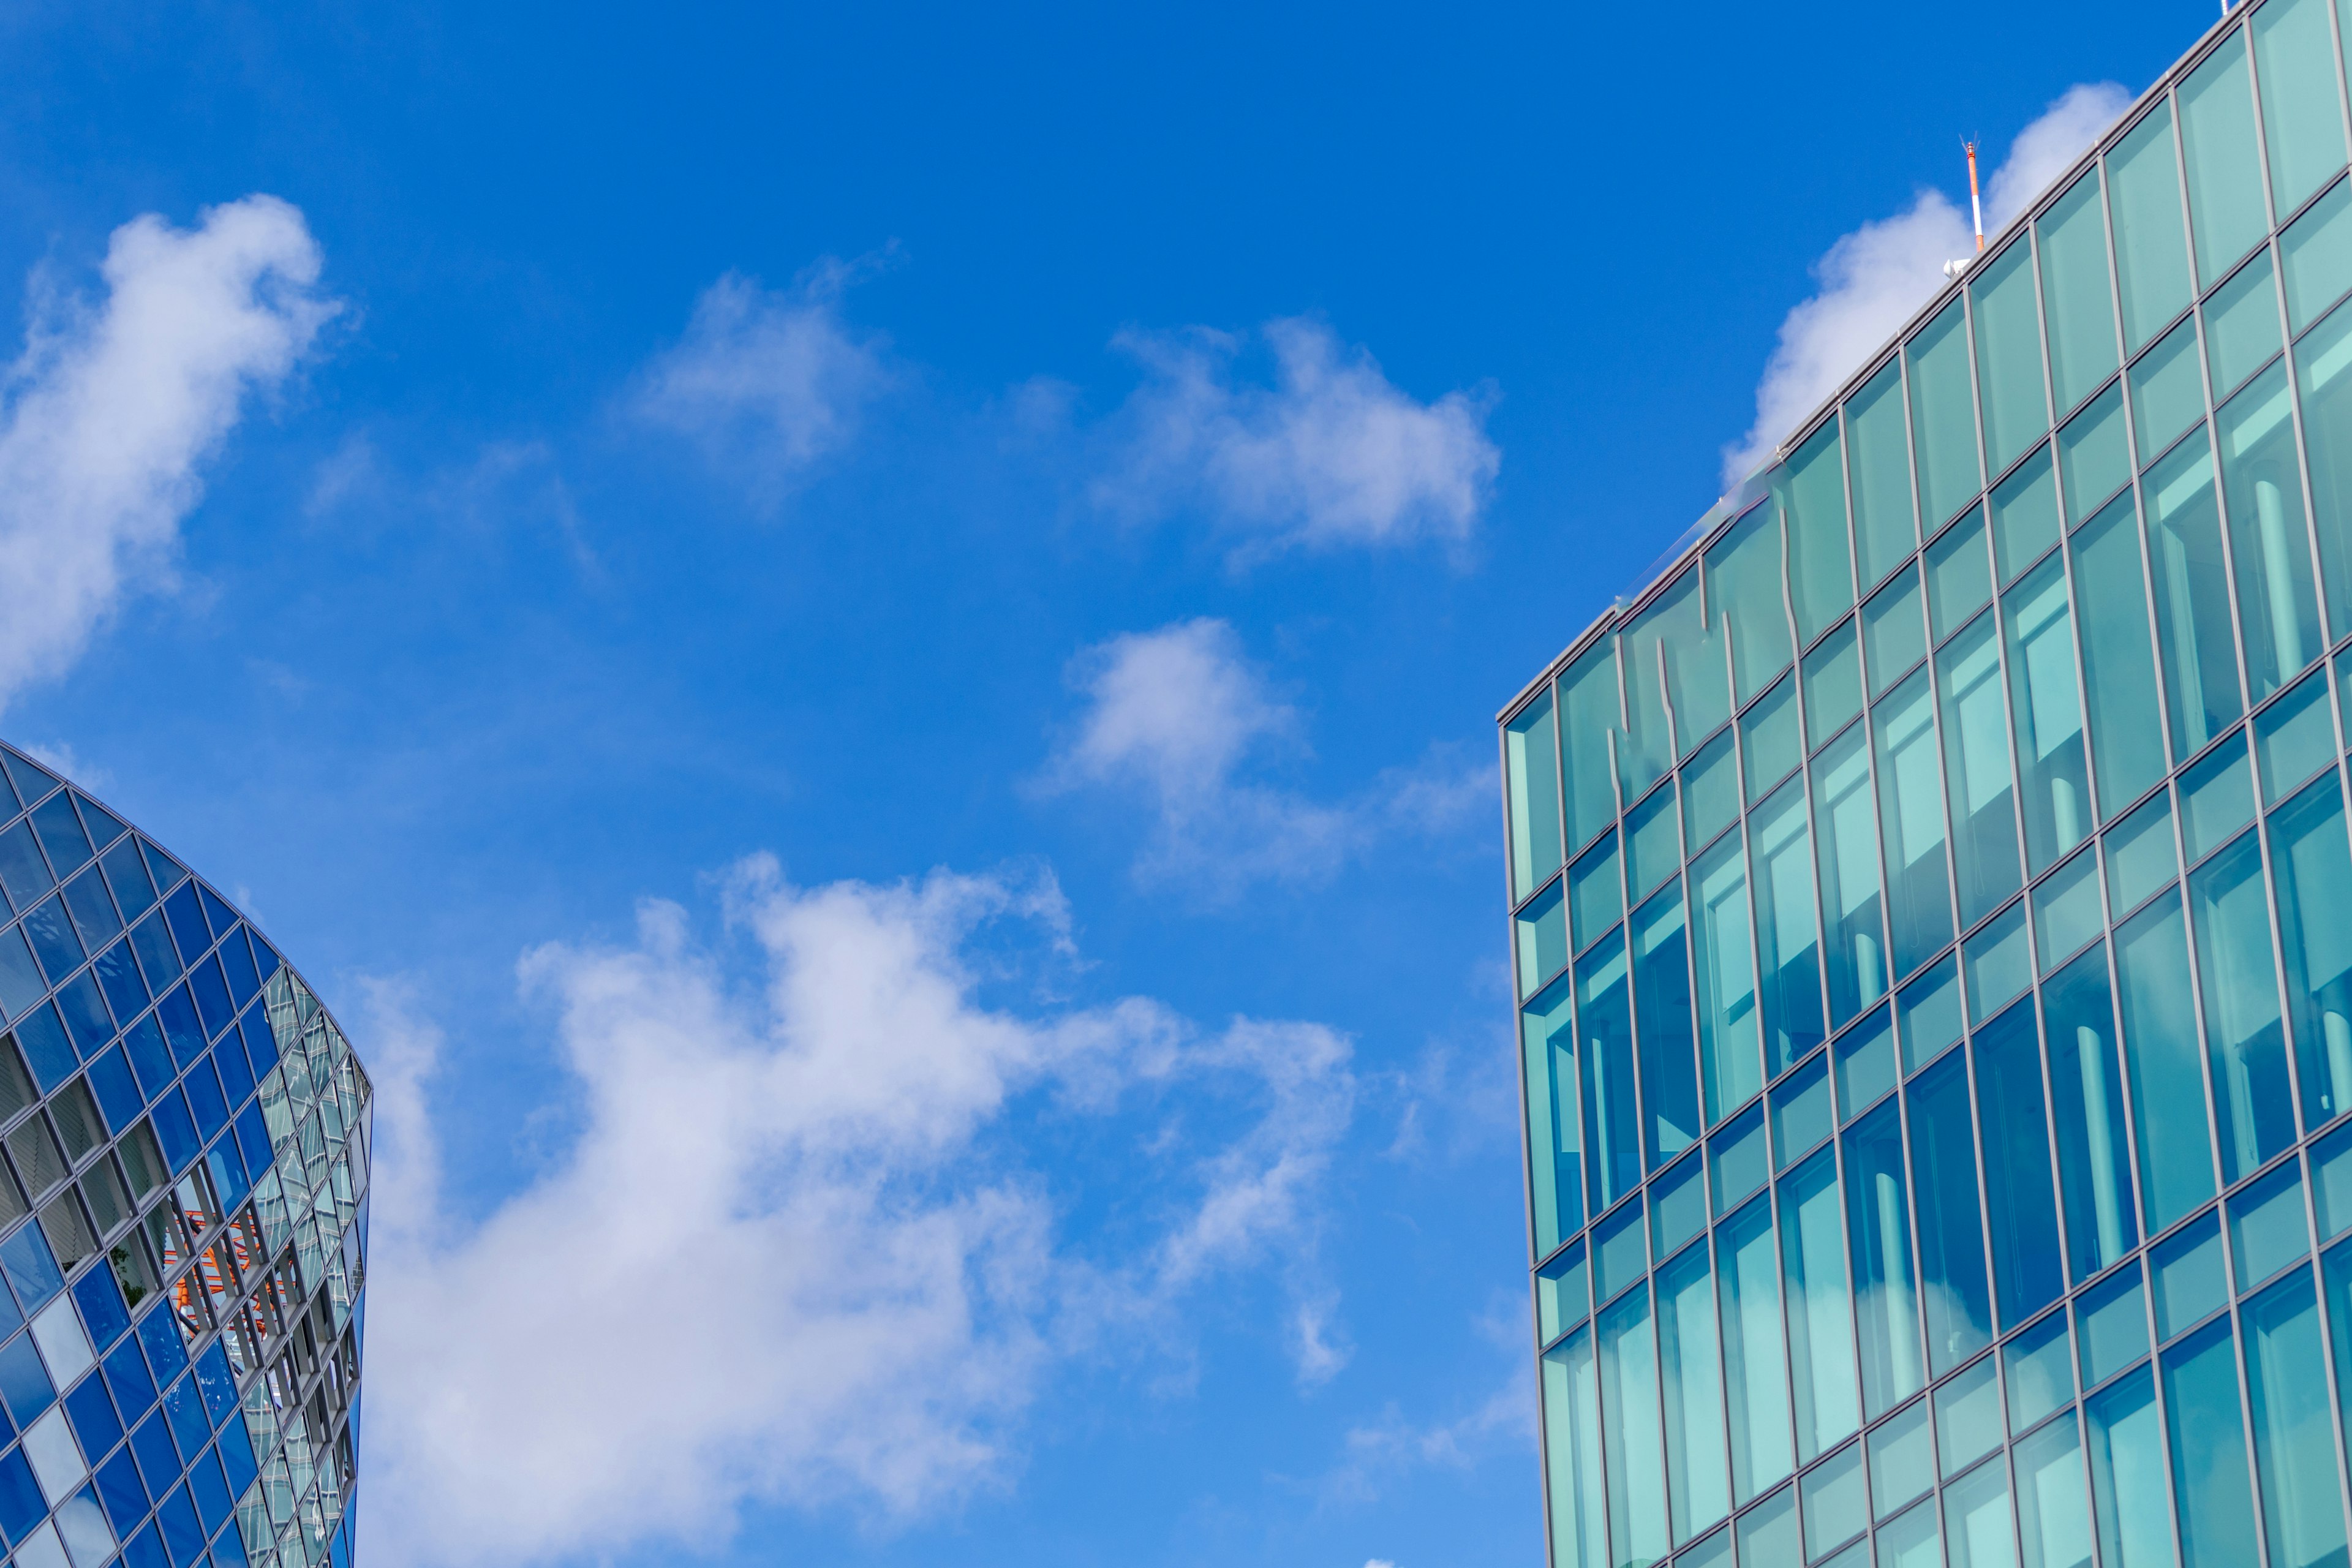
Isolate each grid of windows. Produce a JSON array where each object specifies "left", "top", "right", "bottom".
[
  {"left": 0, "top": 745, "right": 373, "bottom": 1568},
  {"left": 1501, "top": 1, "right": 2352, "bottom": 1564}
]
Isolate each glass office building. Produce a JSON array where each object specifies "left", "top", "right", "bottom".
[
  {"left": 0, "top": 747, "right": 373, "bottom": 1568},
  {"left": 1499, "top": 2, "right": 2352, "bottom": 1564}
]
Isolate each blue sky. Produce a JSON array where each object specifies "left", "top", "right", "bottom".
[{"left": 0, "top": 2, "right": 2223, "bottom": 1564}]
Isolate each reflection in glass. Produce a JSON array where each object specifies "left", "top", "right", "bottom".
[
  {"left": 1559, "top": 640, "right": 1623, "bottom": 854},
  {"left": 2043, "top": 946, "right": 2141, "bottom": 1283},
  {"left": 2005, "top": 554, "right": 2092, "bottom": 873},
  {"left": 1806, "top": 620, "right": 1866, "bottom": 751},
  {"left": 1975, "top": 997, "right": 2065, "bottom": 1329},
  {"left": 2162, "top": 1314, "right": 2261, "bottom": 1568},
  {"left": 1873, "top": 668, "right": 1954, "bottom": 979},
  {"left": 1752, "top": 777, "right": 1826, "bottom": 1077},
  {"left": 1846, "top": 358, "right": 1918, "bottom": 590},
  {"left": 2294, "top": 296, "right": 2352, "bottom": 643},
  {"left": 1717, "top": 1194, "right": 1793, "bottom": 1504},
  {"left": 2060, "top": 382, "right": 2132, "bottom": 524},
  {"left": 1782, "top": 422, "right": 1857, "bottom": 646},
  {"left": 1779, "top": 1147, "right": 1861, "bottom": 1462},
  {"left": 2147, "top": 429, "right": 2246, "bottom": 761},
  {"left": 2216, "top": 364, "right": 2323, "bottom": 701},
  {"left": 2251, "top": 0, "right": 2348, "bottom": 214},
  {"left": 1744, "top": 675, "right": 1802, "bottom": 805},
  {"left": 1507, "top": 689, "right": 1562, "bottom": 902},
  {"left": 2041, "top": 167, "right": 2120, "bottom": 415},
  {"left": 2285, "top": 179, "right": 2352, "bottom": 332},
  {"left": 2134, "top": 314, "right": 2208, "bottom": 459},
  {"left": 1578, "top": 935, "right": 1640, "bottom": 1213},
  {"left": 2203, "top": 249, "right": 2283, "bottom": 397},
  {"left": 1691, "top": 829, "right": 1761, "bottom": 1127},
  {"left": 1634, "top": 882, "right": 1701, "bottom": 1173},
  {"left": 1912, "top": 298, "right": 1984, "bottom": 527},
  {"left": 2073, "top": 497, "right": 2169, "bottom": 821},
  {"left": 1992, "top": 444, "right": 2062, "bottom": 582},
  {"left": 1657, "top": 1242, "right": 1729, "bottom": 1545},
  {"left": 1939, "top": 611, "right": 2023, "bottom": 927},
  {"left": 1708, "top": 497, "right": 1795, "bottom": 707},
  {"left": 2109, "top": 102, "right": 2196, "bottom": 352},
  {"left": 2272, "top": 774, "right": 2352, "bottom": 1129},
  {"left": 2087, "top": 1363, "right": 2172, "bottom": 1568},
  {"left": 1523, "top": 974, "right": 1581, "bottom": 1256},
  {"left": 2189, "top": 832, "right": 2294, "bottom": 1183},
  {"left": 1843, "top": 1101, "right": 1923, "bottom": 1419},
  {"left": 1976, "top": 239, "right": 2051, "bottom": 470},
  {"left": 1910, "top": 1052, "right": 1993, "bottom": 1376},
  {"left": 1943, "top": 1455, "right": 2018, "bottom": 1568},
  {"left": 1599, "top": 1284, "right": 1670, "bottom": 1568},
  {"left": 1541, "top": 1327, "right": 1607, "bottom": 1568},
  {"left": 1813, "top": 728, "right": 1888, "bottom": 1027},
  {"left": 1570, "top": 832, "right": 1622, "bottom": 953},
  {"left": 2179, "top": 29, "right": 2268, "bottom": 285},
  {"left": 2015, "top": 1412, "right": 2094, "bottom": 1568},
  {"left": 1515, "top": 878, "right": 1566, "bottom": 1000}
]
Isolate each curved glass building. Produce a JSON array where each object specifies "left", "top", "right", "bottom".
[
  {"left": 1501, "top": 2, "right": 2352, "bottom": 1564},
  {"left": 0, "top": 745, "right": 372, "bottom": 1568}
]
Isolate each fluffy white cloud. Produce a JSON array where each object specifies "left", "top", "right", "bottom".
[
  {"left": 1046, "top": 618, "right": 1490, "bottom": 894},
  {"left": 0, "top": 195, "right": 333, "bottom": 706},
  {"left": 1721, "top": 83, "right": 2129, "bottom": 485},
  {"left": 633, "top": 265, "right": 891, "bottom": 503},
  {"left": 1095, "top": 317, "right": 1499, "bottom": 559},
  {"left": 360, "top": 857, "right": 1356, "bottom": 1566}
]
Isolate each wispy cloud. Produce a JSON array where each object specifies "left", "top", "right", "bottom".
[
  {"left": 360, "top": 857, "right": 1357, "bottom": 1566},
  {"left": 1043, "top": 617, "right": 1490, "bottom": 895},
  {"left": 0, "top": 194, "right": 334, "bottom": 707},
  {"left": 1721, "top": 83, "right": 2128, "bottom": 486},
  {"left": 1093, "top": 317, "right": 1499, "bottom": 561}
]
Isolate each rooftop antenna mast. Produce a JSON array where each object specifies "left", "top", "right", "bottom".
[{"left": 1965, "top": 138, "right": 1985, "bottom": 252}]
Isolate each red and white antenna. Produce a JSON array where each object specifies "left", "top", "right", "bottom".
[{"left": 1965, "top": 138, "right": 1985, "bottom": 252}]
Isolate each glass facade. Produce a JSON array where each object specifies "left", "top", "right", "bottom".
[
  {"left": 0, "top": 745, "right": 372, "bottom": 1568},
  {"left": 1502, "top": 4, "right": 2352, "bottom": 1563}
]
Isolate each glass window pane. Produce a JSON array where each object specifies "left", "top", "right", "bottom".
[
  {"left": 1525, "top": 974, "right": 1583, "bottom": 1254},
  {"left": 2005, "top": 551, "right": 2093, "bottom": 875},
  {"left": 1657, "top": 1241, "right": 1730, "bottom": 1545},
  {"left": 2043, "top": 168, "right": 2122, "bottom": 415},
  {"left": 1719, "top": 1193, "right": 1795, "bottom": 1502},
  {"left": 2255, "top": 0, "right": 2350, "bottom": 212},
  {"left": 1869, "top": 1399, "right": 1934, "bottom": 1520},
  {"left": 1977, "top": 239, "right": 2052, "bottom": 471},
  {"left": 1847, "top": 360, "right": 1918, "bottom": 590},
  {"left": 2216, "top": 363, "right": 2324, "bottom": 700},
  {"left": 1965, "top": 899, "right": 2030, "bottom": 1033},
  {"left": 1879, "top": 1494, "right": 1942, "bottom": 1568},
  {"left": 1864, "top": 567, "right": 1928, "bottom": 697},
  {"left": 1784, "top": 422, "right": 1858, "bottom": 646},
  {"left": 1597, "top": 1193, "right": 1649, "bottom": 1304},
  {"left": 2034, "top": 846, "right": 2105, "bottom": 973},
  {"left": 2230, "top": 1159, "right": 2311, "bottom": 1292},
  {"left": 2183, "top": 731, "right": 2258, "bottom": 858},
  {"left": 1844, "top": 1100, "right": 1924, "bottom": 1418},
  {"left": 2315, "top": 1120, "right": 2352, "bottom": 1236},
  {"left": 1898, "top": 954, "right": 1964, "bottom": 1074},
  {"left": 2105, "top": 790, "right": 2179, "bottom": 914},
  {"left": 2204, "top": 249, "right": 2285, "bottom": 398},
  {"left": 1622, "top": 577, "right": 1703, "bottom": 800},
  {"left": 1912, "top": 299, "right": 1985, "bottom": 528},
  {"left": 2045, "top": 944, "right": 2143, "bottom": 1283},
  {"left": 1570, "top": 831, "right": 1623, "bottom": 953},
  {"left": 1934, "top": 1354, "right": 2004, "bottom": 1477},
  {"left": 1910, "top": 1051, "right": 1994, "bottom": 1376},
  {"left": 1580, "top": 935, "right": 1642, "bottom": 1212},
  {"left": 2283, "top": 177, "right": 2352, "bottom": 331},
  {"left": 1780, "top": 1146, "right": 1861, "bottom": 1461},
  {"left": 1629, "top": 782, "right": 1682, "bottom": 900},
  {"left": 2015, "top": 1411, "right": 2094, "bottom": 1568},
  {"left": 2188, "top": 831, "right": 2294, "bottom": 1183},
  {"left": 1942, "top": 1453, "right": 2016, "bottom": 1568},
  {"left": 1714, "top": 1105, "right": 1770, "bottom": 1216},
  {"left": 1833, "top": 1005, "right": 1897, "bottom": 1125},
  {"left": 1599, "top": 1283, "right": 1671, "bottom": 1568},
  {"left": 1992, "top": 446, "right": 2062, "bottom": 584},
  {"left": 1803, "top": 1441, "right": 1868, "bottom": 1559},
  {"left": 1537, "top": 1239, "right": 1588, "bottom": 1344},
  {"left": 2111, "top": 103, "right": 2197, "bottom": 351},
  {"left": 1744, "top": 674, "right": 1803, "bottom": 805},
  {"left": 2117, "top": 891, "right": 2219, "bottom": 1232},
  {"left": 1654, "top": 1152, "right": 1707, "bottom": 1261},
  {"left": 1737, "top": 1485, "right": 1799, "bottom": 1565},
  {"left": 1940, "top": 610, "right": 2026, "bottom": 928},
  {"left": 1873, "top": 669, "right": 1953, "bottom": 979},
  {"left": 1754, "top": 775, "right": 1827, "bottom": 1077},
  {"left": 1975, "top": 997, "right": 2067, "bottom": 1332},
  {"left": 2156, "top": 1209, "right": 2231, "bottom": 1340},
  {"left": 1692, "top": 828, "right": 1762, "bottom": 1127},
  {"left": 2059, "top": 382, "right": 2132, "bottom": 525},
  {"left": 2133, "top": 315, "right": 2209, "bottom": 462},
  {"left": 1814, "top": 726, "right": 1889, "bottom": 1027},
  {"left": 1928, "top": 506, "right": 1996, "bottom": 641},
  {"left": 2007, "top": 1311, "right": 2076, "bottom": 1431},
  {"left": 2256, "top": 671, "right": 2335, "bottom": 803},
  {"left": 2162, "top": 1313, "right": 2261, "bottom": 1567},
  {"left": 1542, "top": 1326, "right": 1608, "bottom": 1568},
  {"left": 2078, "top": 1259, "right": 2152, "bottom": 1387},
  {"left": 2086, "top": 1363, "right": 2171, "bottom": 1568},
  {"left": 2181, "top": 32, "right": 2271, "bottom": 284},
  {"left": 2147, "top": 428, "right": 2248, "bottom": 759},
  {"left": 1507, "top": 689, "right": 1565, "bottom": 903},
  {"left": 1806, "top": 620, "right": 1865, "bottom": 753},
  {"left": 1685, "top": 729, "right": 1740, "bottom": 853},
  {"left": 2245, "top": 1264, "right": 2351, "bottom": 1568},
  {"left": 1774, "top": 1050, "right": 1834, "bottom": 1172},
  {"left": 1710, "top": 497, "right": 1796, "bottom": 708},
  {"left": 2298, "top": 295, "right": 2352, "bottom": 643},
  {"left": 1635, "top": 881, "right": 1702, "bottom": 1172},
  {"left": 2270, "top": 771, "right": 2352, "bottom": 1129},
  {"left": 1561, "top": 639, "right": 1623, "bottom": 855},
  {"left": 1517, "top": 878, "right": 1568, "bottom": 1000}
]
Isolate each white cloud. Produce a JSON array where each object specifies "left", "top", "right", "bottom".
[
  {"left": 0, "top": 195, "right": 333, "bottom": 707},
  {"left": 361, "top": 856, "right": 1357, "bottom": 1566},
  {"left": 1044, "top": 618, "right": 1491, "bottom": 894},
  {"left": 1095, "top": 317, "right": 1499, "bottom": 559},
  {"left": 1722, "top": 83, "right": 2130, "bottom": 486},
  {"left": 633, "top": 263, "right": 890, "bottom": 505}
]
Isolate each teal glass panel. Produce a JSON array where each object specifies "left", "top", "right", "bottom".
[
  {"left": 1599, "top": 1283, "right": 1671, "bottom": 1568},
  {"left": 1774, "top": 1050, "right": 1834, "bottom": 1172},
  {"left": 2189, "top": 831, "right": 2293, "bottom": 1183},
  {"left": 1561, "top": 639, "right": 1623, "bottom": 854},
  {"left": 1537, "top": 1238, "right": 1588, "bottom": 1345},
  {"left": 1570, "top": 831, "right": 1623, "bottom": 953},
  {"left": 1976, "top": 238, "right": 2052, "bottom": 470},
  {"left": 1911, "top": 300, "right": 1985, "bottom": 527},
  {"left": 1711, "top": 1103, "right": 1770, "bottom": 1216},
  {"left": 2105, "top": 790, "right": 2179, "bottom": 915},
  {"left": 2323, "top": 1241, "right": 2352, "bottom": 1513},
  {"left": 1679, "top": 1526, "right": 1730, "bottom": 1568},
  {"left": 2216, "top": 363, "right": 2324, "bottom": 699},
  {"left": 1525, "top": 973, "right": 1583, "bottom": 1255},
  {"left": 1814, "top": 727, "right": 1888, "bottom": 1026},
  {"left": 1942, "top": 1455, "right": 2015, "bottom": 1568},
  {"left": 1691, "top": 827, "right": 1762, "bottom": 1128},
  {"left": 2116, "top": 890, "right": 2220, "bottom": 1231},
  {"left": 2132, "top": 315, "right": 2208, "bottom": 462},
  {"left": 1628, "top": 781, "right": 1681, "bottom": 900},
  {"left": 1753, "top": 775, "right": 1827, "bottom": 1076},
  {"left": 1898, "top": 955, "right": 1964, "bottom": 1076},
  {"left": 1623, "top": 571, "right": 1727, "bottom": 794},
  {"left": 1939, "top": 610, "right": 2026, "bottom": 927},
  {"left": 2086, "top": 1364, "right": 2170, "bottom": 1568},
  {"left": 1847, "top": 359, "right": 1918, "bottom": 590},
  {"left": 1634, "top": 880, "right": 1702, "bottom": 1172},
  {"left": 2042, "top": 168, "right": 2122, "bottom": 415},
  {"left": 1934, "top": 1354, "right": 2004, "bottom": 1477},
  {"left": 2229, "top": 1159, "right": 2310, "bottom": 1292},
  {"left": 2155, "top": 1209, "right": 2230, "bottom": 1340},
  {"left": 2256, "top": 669, "right": 2335, "bottom": 802},
  {"left": 2295, "top": 293, "right": 2352, "bottom": 641},
  {"left": 2162, "top": 1314, "right": 2261, "bottom": 1568},
  {"left": 2270, "top": 771, "right": 2352, "bottom": 1128},
  {"left": 1879, "top": 1495, "right": 1941, "bottom": 1568},
  {"left": 1863, "top": 566, "right": 1927, "bottom": 697},
  {"left": 2111, "top": 102, "right": 2197, "bottom": 352},
  {"left": 2005, "top": 553, "right": 2092, "bottom": 872},
  {"left": 2146, "top": 428, "right": 2247, "bottom": 759},
  {"left": 1926, "top": 505, "right": 1995, "bottom": 641},
  {"left": 1578, "top": 935, "right": 1642, "bottom": 1212},
  {"left": 2282, "top": 178, "right": 2352, "bottom": 331},
  {"left": 1975, "top": 996, "right": 2065, "bottom": 1329},
  {"left": 1736, "top": 1485, "right": 1799, "bottom": 1564},
  {"left": 1508, "top": 688, "right": 1564, "bottom": 902},
  {"left": 1967, "top": 902, "right": 2034, "bottom": 1028},
  {"left": 2203, "top": 249, "right": 2284, "bottom": 398},
  {"left": 2245, "top": 1266, "right": 2351, "bottom": 1568},
  {"left": 1717, "top": 1193, "right": 1794, "bottom": 1502},
  {"left": 1542, "top": 1326, "right": 1608, "bottom": 1568},
  {"left": 1653, "top": 1152, "right": 1707, "bottom": 1261},
  {"left": 2182, "top": 731, "right": 2256, "bottom": 858},
  {"left": 1833, "top": 1004, "right": 1896, "bottom": 1124},
  {"left": 1844, "top": 1099, "right": 1924, "bottom": 1417},
  {"left": 1517, "top": 876, "right": 1568, "bottom": 999},
  {"left": 1909, "top": 1051, "right": 1993, "bottom": 1376},
  {"left": 2046, "top": 944, "right": 2143, "bottom": 1283},
  {"left": 1801, "top": 1442, "right": 1866, "bottom": 1559},
  {"left": 1742, "top": 674, "right": 1802, "bottom": 806},
  {"left": 2317, "top": 1120, "right": 2352, "bottom": 1235},
  {"left": 2180, "top": 31, "right": 2271, "bottom": 285},
  {"left": 2077, "top": 1259, "right": 2150, "bottom": 1387},
  {"left": 1872, "top": 668, "right": 1953, "bottom": 979},
  {"left": 2007, "top": 1311, "right": 2075, "bottom": 1431},
  {"left": 1597, "top": 1194, "right": 1649, "bottom": 1304},
  {"left": 1709, "top": 497, "right": 1796, "bottom": 707},
  {"left": 1779, "top": 1146, "right": 1861, "bottom": 1462},
  {"left": 1657, "top": 1240, "right": 1730, "bottom": 1545},
  {"left": 2034, "top": 846, "right": 2103, "bottom": 973},
  {"left": 2254, "top": 0, "right": 2350, "bottom": 213},
  {"left": 1684, "top": 729, "right": 1740, "bottom": 852},
  {"left": 1784, "top": 422, "right": 1858, "bottom": 646},
  {"left": 2014, "top": 1412, "right": 2094, "bottom": 1568},
  {"left": 1868, "top": 1400, "right": 1932, "bottom": 1521},
  {"left": 1992, "top": 445, "right": 2062, "bottom": 583},
  {"left": 2059, "top": 382, "right": 2132, "bottom": 524},
  {"left": 1806, "top": 620, "right": 1865, "bottom": 752}
]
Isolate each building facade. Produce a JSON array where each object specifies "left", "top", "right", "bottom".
[
  {"left": 1499, "top": 2, "right": 2352, "bottom": 1564},
  {"left": 0, "top": 747, "right": 372, "bottom": 1568}
]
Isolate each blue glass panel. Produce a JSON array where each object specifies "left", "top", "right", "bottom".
[
  {"left": 192, "top": 890, "right": 231, "bottom": 944},
  {"left": 0, "top": 1335, "right": 56, "bottom": 1424},
  {"left": 187, "top": 960, "right": 232, "bottom": 1041},
  {"left": 219, "top": 1523, "right": 253, "bottom": 1568},
  {"left": 94, "top": 941, "right": 148, "bottom": 1027},
  {"left": 1842, "top": 1100, "right": 1923, "bottom": 1418},
  {"left": 1632, "top": 881, "right": 1700, "bottom": 1172},
  {"left": 0, "top": 1447, "right": 45, "bottom": 1544},
  {"left": 97, "top": 842, "right": 153, "bottom": 924},
  {"left": 123, "top": 1521, "right": 168, "bottom": 1568},
  {"left": 24, "top": 898, "right": 84, "bottom": 983},
  {"left": 2162, "top": 1313, "right": 2260, "bottom": 1566},
  {"left": 0, "top": 824, "right": 51, "bottom": 910},
  {"left": 64, "top": 1371, "right": 122, "bottom": 1462},
  {"left": 87, "top": 1048, "right": 138, "bottom": 1136},
  {"left": 216, "top": 938, "right": 256, "bottom": 1013},
  {"left": 71, "top": 1271, "right": 127, "bottom": 1355},
  {"left": 94, "top": 1447, "right": 146, "bottom": 1536},
  {"left": 1972, "top": 997, "right": 2064, "bottom": 1330},
  {"left": 120, "top": 1021, "right": 170, "bottom": 1105},
  {"left": 0, "top": 759, "right": 33, "bottom": 811},
  {"left": 183, "top": 1066, "right": 225, "bottom": 1144},
  {"left": 2116, "top": 892, "right": 2220, "bottom": 1231},
  {"left": 126, "top": 1414, "right": 174, "bottom": 1493},
  {"left": 159, "top": 889, "right": 205, "bottom": 968},
  {"left": 230, "top": 1107, "right": 267, "bottom": 1180},
  {"left": 29, "top": 796, "right": 91, "bottom": 876},
  {"left": 101, "top": 1341, "right": 155, "bottom": 1423},
  {"left": 1908, "top": 1052, "right": 1993, "bottom": 1376},
  {"left": 203, "top": 1144, "right": 244, "bottom": 1216},
  {"left": 211, "top": 1038, "right": 251, "bottom": 1115},
  {"left": 214, "top": 1415, "right": 252, "bottom": 1498},
  {"left": 149, "top": 1096, "right": 197, "bottom": 1175},
  {"left": 190, "top": 1348, "right": 230, "bottom": 1431},
  {"left": 189, "top": 1448, "right": 228, "bottom": 1534},
  {"left": 153, "top": 990, "right": 202, "bottom": 1071},
  {"left": 127, "top": 914, "right": 178, "bottom": 992},
  {"left": 55, "top": 972, "right": 113, "bottom": 1057},
  {"left": 2190, "top": 832, "right": 2294, "bottom": 1183},
  {"left": 136, "top": 843, "right": 182, "bottom": 898},
  {"left": 0, "top": 929, "right": 42, "bottom": 1022},
  {"left": 246, "top": 939, "right": 277, "bottom": 987},
  {"left": 159, "top": 1380, "right": 205, "bottom": 1480},
  {"left": 2043, "top": 946, "right": 2140, "bottom": 1284},
  {"left": 157, "top": 1484, "right": 204, "bottom": 1567},
  {"left": 60, "top": 872, "right": 119, "bottom": 952},
  {"left": 134, "top": 1310, "right": 185, "bottom": 1384},
  {"left": 72, "top": 797, "right": 123, "bottom": 853},
  {"left": 1, "top": 1229, "right": 61, "bottom": 1316},
  {"left": 326, "top": 1526, "right": 346, "bottom": 1568},
  {"left": 236, "top": 1011, "right": 273, "bottom": 1079},
  {"left": 14, "top": 1003, "right": 70, "bottom": 1093}
]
